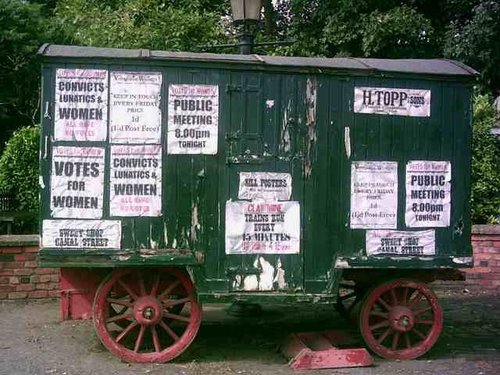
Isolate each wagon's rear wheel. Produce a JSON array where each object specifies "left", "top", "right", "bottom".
[
  {"left": 359, "top": 279, "right": 443, "bottom": 360},
  {"left": 93, "top": 268, "right": 201, "bottom": 363}
]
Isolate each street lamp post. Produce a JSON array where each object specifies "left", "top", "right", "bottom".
[{"left": 230, "top": 0, "right": 263, "bottom": 55}]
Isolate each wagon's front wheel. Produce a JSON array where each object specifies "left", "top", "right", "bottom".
[
  {"left": 359, "top": 279, "right": 443, "bottom": 360},
  {"left": 93, "top": 268, "right": 201, "bottom": 363}
]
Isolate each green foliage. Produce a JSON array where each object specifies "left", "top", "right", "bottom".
[
  {"left": 0, "top": 1, "right": 44, "bottom": 142},
  {"left": 444, "top": 0, "right": 500, "bottom": 93},
  {"left": 360, "top": 6, "right": 436, "bottom": 58},
  {"left": 54, "top": 0, "right": 227, "bottom": 51},
  {"left": 280, "top": 1, "right": 441, "bottom": 58},
  {"left": 0, "top": 126, "right": 40, "bottom": 232},
  {"left": 0, "top": 0, "right": 65, "bottom": 150},
  {"left": 470, "top": 95, "right": 500, "bottom": 223}
]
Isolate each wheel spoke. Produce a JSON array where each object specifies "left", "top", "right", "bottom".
[
  {"left": 376, "top": 297, "right": 391, "bottom": 311},
  {"left": 151, "top": 326, "right": 161, "bottom": 352},
  {"left": 391, "top": 332, "right": 400, "bottom": 351},
  {"left": 408, "top": 291, "right": 424, "bottom": 308},
  {"left": 369, "top": 320, "right": 390, "bottom": 331},
  {"left": 389, "top": 288, "right": 398, "bottom": 306},
  {"left": 413, "top": 327, "right": 427, "bottom": 340},
  {"left": 377, "top": 327, "right": 392, "bottom": 343},
  {"left": 415, "top": 319, "right": 434, "bottom": 325},
  {"left": 134, "top": 325, "right": 146, "bottom": 353},
  {"left": 106, "top": 312, "right": 133, "bottom": 324},
  {"left": 138, "top": 274, "right": 146, "bottom": 296},
  {"left": 163, "top": 296, "right": 191, "bottom": 308},
  {"left": 158, "top": 280, "right": 181, "bottom": 301},
  {"left": 402, "top": 287, "right": 409, "bottom": 306},
  {"left": 150, "top": 274, "right": 160, "bottom": 297},
  {"left": 118, "top": 279, "right": 139, "bottom": 300},
  {"left": 115, "top": 321, "right": 138, "bottom": 343},
  {"left": 369, "top": 311, "right": 388, "bottom": 319},
  {"left": 404, "top": 333, "right": 411, "bottom": 348},
  {"left": 414, "top": 306, "right": 432, "bottom": 316},
  {"left": 163, "top": 311, "right": 191, "bottom": 323},
  {"left": 159, "top": 320, "right": 180, "bottom": 342},
  {"left": 107, "top": 298, "right": 132, "bottom": 307}
]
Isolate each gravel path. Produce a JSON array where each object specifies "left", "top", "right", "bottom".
[{"left": 0, "top": 282, "right": 498, "bottom": 375}]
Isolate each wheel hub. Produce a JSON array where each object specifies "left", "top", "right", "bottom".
[
  {"left": 133, "top": 296, "right": 162, "bottom": 326},
  {"left": 389, "top": 306, "right": 414, "bottom": 332}
]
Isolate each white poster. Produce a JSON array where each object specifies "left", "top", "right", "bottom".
[
  {"left": 42, "top": 220, "right": 121, "bottom": 249},
  {"left": 110, "top": 71, "right": 162, "bottom": 144},
  {"left": 225, "top": 201, "right": 300, "bottom": 254},
  {"left": 50, "top": 146, "right": 105, "bottom": 219},
  {"left": 167, "top": 84, "right": 219, "bottom": 154},
  {"left": 354, "top": 87, "right": 431, "bottom": 117},
  {"left": 238, "top": 172, "right": 292, "bottom": 201},
  {"left": 110, "top": 145, "right": 162, "bottom": 217},
  {"left": 54, "top": 69, "right": 108, "bottom": 141},
  {"left": 350, "top": 161, "right": 398, "bottom": 229},
  {"left": 405, "top": 161, "right": 451, "bottom": 227},
  {"left": 366, "top": 230, "right": 435, "bottom": 256}
]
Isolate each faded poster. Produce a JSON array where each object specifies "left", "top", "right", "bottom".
[
  {"left": 109, "top": 71, "right": 162, "bottom": 144},
  {"left": 405, "top": 161, "right": 451, "bottom": 227},
  {"left": 354, "top": 87, "right": 431, "bottom": 117},
  {"left": 110, "top": 145, "right": 162, "bottom": 217},
  {"left": 350, "top": 161, "right": 398, "bottom": 229},
  {"left": 225, "top": 201, "right": 300, "bottom": 254},
  {"left": 50, "top": 146, "right": 105, "bottom": 219},
  {"left": 42, "top": 219, "right": 121, "bottom": 249},
  {"left": 238, "top": 172, "right": 292, "bottom": 201},
  {"left": 167, "top": 84, "right": 219, "bottom": 154},
  {"left": 366, "top": 230, "right": 435, "bottom": 256},
  {"left": 54, "top": 69, "right": 108, "bottom": 141}
]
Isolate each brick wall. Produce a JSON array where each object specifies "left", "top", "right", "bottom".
[
  {"left": 466, "top": 225, "right": 500, "bottom": 293},
  {"left": 0, "top": 235, "right": 59, "bottom": 300}
]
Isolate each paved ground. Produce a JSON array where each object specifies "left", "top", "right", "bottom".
[{"left": 0, "top": 282, "right": 499, "bottom": 375}]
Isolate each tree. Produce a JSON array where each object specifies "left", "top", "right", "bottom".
[
  {"left": 0, "top": 126, "right": 40, "bottom": 233},
  {"left": 470, "top": 94, "right": 500, "bottom": 223},
  {"left": 0, "top": 1, "right": 53, "bottom": 149},
  {"left": 444, "top": 0, "right": 500, "bottom": 93},
  {"left": 54, "top": 0, "right": 228, "bottom": 51}
]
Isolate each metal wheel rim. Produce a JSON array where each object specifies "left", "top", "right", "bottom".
[
  {"left": 359, "top": 279, "right": 443, "bottom": 360},
  {"left": 93, "top": 268, "right": 201, "bottom": 363}
]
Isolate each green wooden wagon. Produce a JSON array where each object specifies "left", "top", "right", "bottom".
[{"left": 38, "top": 44, "right": 477, "bottom": 363}]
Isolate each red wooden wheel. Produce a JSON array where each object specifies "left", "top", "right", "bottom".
[
  {"left": 359, "top": 279, "right": 443, "bottom": 360},
  {"left": 93, "top": 268, "right": 202, "bottom": 363}
]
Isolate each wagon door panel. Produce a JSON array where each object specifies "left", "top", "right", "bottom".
[{"left": 225, "top": 72, "right": 304, "bottom": 292}]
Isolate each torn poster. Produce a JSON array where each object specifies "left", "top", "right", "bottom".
[
  {"left": 366, "top": 230, "right": 436, "bottom": 256},
  {"left": 109, "top": 71, "right": 162, "bottom": 144},
  {"left": 354, "top": 87, "right": 431, "bottom": 117},
  {"left": 167, "top": 84, "right": 219, "bottom": 154},
  {"left": 238, "top": 172, "right": 292, "bottom": 201},
  {"left": 350, "top": 161, "right": 398, "bottom": 229},
  {"left": 110, "top": 145, "right": 162, "bottom": 217},
  {"left": 50, "top": 146, "right": 105, "bottom": 219},
  {"left": 42, "top": 219, "right": 121, "bottom": 249},
  {"left": 54, "top": 69, "right": 108, "bottom": 141},
  {"left": 405, "top": 161, "right": 451, "bottom": 227},
  {"left": 225, "top": 201, "right": 300, "bottom": 254}
]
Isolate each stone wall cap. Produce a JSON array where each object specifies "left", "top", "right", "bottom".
[
  {"left": 472, "top": 225, "right": 500, "bottom": 235},
  {"left": 0, "top": 234, "right": 39, "bottom": 246}
]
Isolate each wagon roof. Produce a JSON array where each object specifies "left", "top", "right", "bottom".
[{"left": 39, "top": 44, "right": 478, "bottom": 77}]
